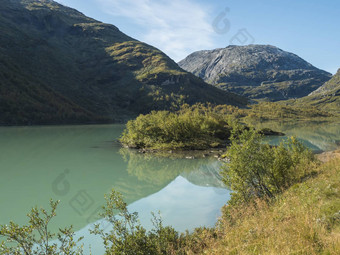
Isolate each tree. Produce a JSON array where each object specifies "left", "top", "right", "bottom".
[
  {"left": 1, "top": 191, "right": 183, "bottom": 255},
  {"left": 221, "top": 129, "right": 315, "bottom": 205},
  {"left": 90, "top": 189, "right": 180, "bottom": 255},
  {"left": 0, "top": 200, "right": 83, "bottom": 255}
]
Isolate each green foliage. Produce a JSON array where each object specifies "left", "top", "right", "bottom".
[
  {"left": 120, "top": 104, "right": 244, "bottom": 150},
  {"left": 191, "top": 157, "right": 340, "bottom": 254},
  {"left": 0, "top": 200, "right": 83, "bottom": 255},
  {"left": 244, "top": 101, "right": 333, "bottom": 121},
  {"left": 90, "top": 190, "right": 180, "bottom": 255},
  {"left": 1, "top": 157, "right": 338, "bottom": 255},
  {"left": 221, "top": 128, "right": 316, "bottom": 205}
]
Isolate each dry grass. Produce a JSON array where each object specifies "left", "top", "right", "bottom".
[
  {"left": 185, "top": 158, "right": 340, "bottom": 254},
  {"left": 317, "top": 149, "right": 340, "bottom": 163}
]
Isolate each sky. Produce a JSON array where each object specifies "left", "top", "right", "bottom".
[{"left": 55, "top": 0, "right": 340, "bottom": 74}]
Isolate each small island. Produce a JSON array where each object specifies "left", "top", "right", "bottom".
[{"left": 120, "top": 104, "right": 284, "bottom": 152}]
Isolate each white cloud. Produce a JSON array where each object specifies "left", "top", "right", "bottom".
[{"left": 96, "top": 0, "right": 215, "bottom": 62}]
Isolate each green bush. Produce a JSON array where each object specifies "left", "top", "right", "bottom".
[
  {"left": 0, "top": 200, "right": 83, "bottom": 255},
  {"left": 90, "top": 190, "right": 181, "bottom": 255},
  {"left": 120, "top": 104, "right": 242, "bottom": 150},
  {"left": 221, "top": 129, "right": 316, "bottom": 205},
  {"left": 0, "top": 191, "right": 183, "bottom": 255}
]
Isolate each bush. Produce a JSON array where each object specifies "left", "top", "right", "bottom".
[
  {"left": 90, "top": 189, "right": 181, "bottom": 255},
  {"left": 120, "top": 104, "right": 241, "bottom": 150},
  {"left": 221, "top": 128, "right": 316, "bottom": 205},
  {"left": 0, "top": 200, "right": 83, "bottom": 255},
  {"left": 0, "top": 191, "right": 183, "bottom": 255}
]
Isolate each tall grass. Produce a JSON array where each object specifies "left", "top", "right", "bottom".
[{"left": 184, "top": 158, "right": 340, "bottom": 254}]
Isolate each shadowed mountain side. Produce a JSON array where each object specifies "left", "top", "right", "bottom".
[{"left": 0, "top": 0, "right": 246, "bottom": 125}]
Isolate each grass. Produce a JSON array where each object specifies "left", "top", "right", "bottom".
[
  {"left": 184, "top": 157, "right": 340, "bottom": 254},
  {"left": 291, "top": 94, "right": 340, "bottom": 115},
  {"left": 288, "top": 69, "right": 340, "bottom": 115},
  {"left": 244, "top": 101, "right": 335, "bottom": 121},
  {"left": 106, "top": 41, "right": 184, "bottom": 79},
  {"left": 207, "top": 101, "right": 338, "bottom": 122}
]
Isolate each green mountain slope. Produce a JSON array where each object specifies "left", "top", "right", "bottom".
[
  {"left": 310, "top": 68, "right": 340, "bottom": 96},
  {"left": 292, "top": 69, "right": 340, "bottom": 113},
  {"left": 0, "top": 0, "right": 246, "bottom": 125}
]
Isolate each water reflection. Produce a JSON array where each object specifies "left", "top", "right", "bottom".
[
  {"left": 1, "top": 121, "right": 339, "bottom": 254},
  {"left": 0, "top": 125, "right": 228, "bottom": 235},
  {"left": 76, "top": 175, "right": 230, "bottom": 255},
  {"left": 255, "top": 121, "right": 340, "bottom": 152},
  {"left": 120, "top": 148, "right": 224, "bottom": 188}
]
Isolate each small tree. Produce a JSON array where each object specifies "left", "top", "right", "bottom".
[
  {"left": 221, "top": 129, "right": 315, "bottom": 205},
  {"left": 0, "top": 200, "right": 83, "bottom": 255},
  {"left": 90, "top": 189, "right": 180, "bottom": 255}
]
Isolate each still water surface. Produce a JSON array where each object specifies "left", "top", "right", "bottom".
[
  {"left": 0, "top": 121, "right": 339, "bottom": 253},
  {"left": 0, "top": 124, "right": 229, "bottom": 253}
]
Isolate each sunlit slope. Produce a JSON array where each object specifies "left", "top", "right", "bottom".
[{"left": 292, "top": 69, "right": 340, "bottom": 113}]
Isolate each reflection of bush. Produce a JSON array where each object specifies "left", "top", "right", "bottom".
[
  {"left": 120, "top": 148, "right": 215, "bottom": 186},
  {"left": 181, "top": 161, "right": 225, "bottom": 188}
]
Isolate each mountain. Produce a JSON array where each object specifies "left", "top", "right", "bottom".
[
  {"left": 0, "top": 0, "right": 246, "bottom": 125},
  {"left": 293, "top": 69, "right": 340, "bottom": 113},
  {"left": 178, "top": 45, "right": 332, "bottom": 101},
  {"left": 309, "top": 68, "right": 340, "bottom": 96}
]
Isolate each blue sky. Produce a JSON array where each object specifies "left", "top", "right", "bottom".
[{"left": 56, "top": 0, "right": 339, "bottom": 74}]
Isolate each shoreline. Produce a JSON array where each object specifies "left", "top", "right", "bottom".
[
  {"left": 316, "top": 148, "right": 340, "bottom": 162},
  {"left": 124, "top": 143, "right": 340, "bottom": 163}
]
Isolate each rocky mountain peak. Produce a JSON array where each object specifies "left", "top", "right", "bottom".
[{"left": 178, "top": 44, "right": 331, "bottom": 101}]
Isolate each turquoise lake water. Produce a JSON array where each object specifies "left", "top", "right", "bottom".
[{"left": 1, "top": 121, "right": 339, "bottom": 253}]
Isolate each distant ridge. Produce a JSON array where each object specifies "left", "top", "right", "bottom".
[{"left": 178, "top": 45, "right": 331, "bottom": 101}]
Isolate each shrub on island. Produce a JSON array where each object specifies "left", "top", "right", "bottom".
[{"left": 120, "top": 104, "right": 245, "bottom": 151}]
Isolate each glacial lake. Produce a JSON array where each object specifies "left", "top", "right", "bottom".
[{"left": 0, "top": 121, "right": 339, "bottom": 253}]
